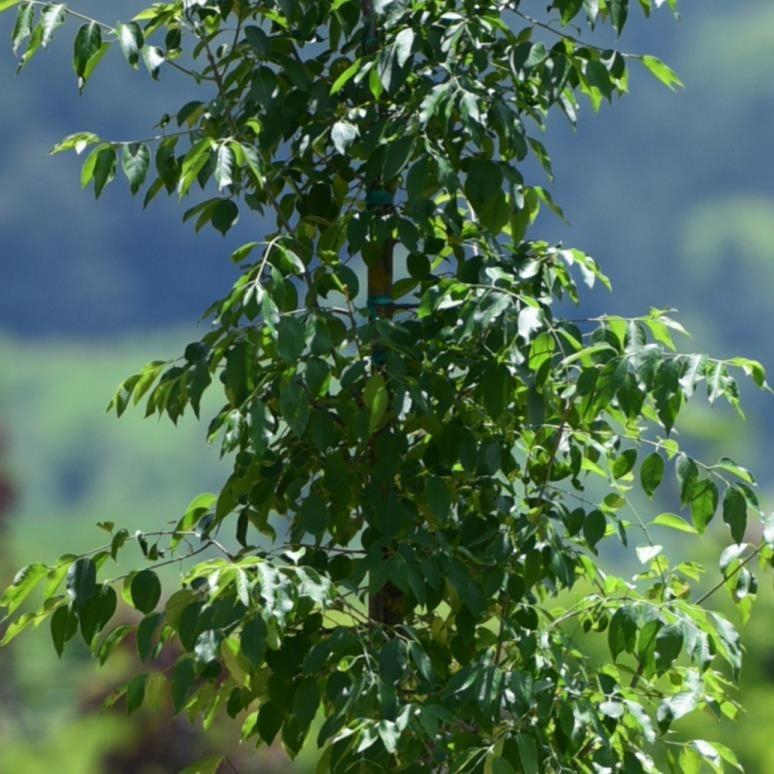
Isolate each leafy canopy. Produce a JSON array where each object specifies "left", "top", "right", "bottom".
[{"left": 1, "top": 0, "right": 772, "bottom": 772}]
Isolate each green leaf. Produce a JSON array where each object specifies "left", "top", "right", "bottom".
[
  {"left": 523, "top": 41, "right": 548, "bottom": 69},
  {"left": 675, "top": 454, "right": 699, "bottom": 504},
  {"left": 81, "top": 144, "right": 117, "bottom": 198},
  {"left": 407, "top": 643, "right": 433, "bottom": 685},
  {"left": 363, "top": 373, "right": 388, "bottom": 433},
  {"left": 44, "top": 561, "right": 72, "bottom": 599},
  {"left": 299, "top": 493, "right": 330, "bottom": 537},
  {"left": 0, "top": 0, "right": 21, "bottom": 13},
  {"left": 117, "top": 22, "right": 143, "bottom": 68},
  {"left": 706, "top": 360, "right": 728, "bottom": 404},
  {"left": 275, "top": 245, "right": 306, "bottom": 275},
  {"left": 678, "top": 745, "right": 703, "bottom": 774},
  {"left": 230, "top": 241, "right": 259, "bottom": 265},
  {"left": 560, "top": 0, "right": 585, "bottom": 24},
  {"left": 15, "top": 13, "right": 41, "bottom": 71},
  {"left": 130, "top": 569, "right": 161, "bottom": 614},
  {"left": 82, "top": 41, "right": 110, "bottom": 87},
  {"left": 1, "top": 611, "right": 41, "bottom": 646},
  {"left": 257, "top": 701, "right": 282, "bottom": 744},
  {"left": 383, "top": 136, "right": 414, "bottom": 182},
  {"left": 280, "top": 379, "right": 310, "bottom": 438},
  {"left": 79, "top": 584, "right": 117, "bottom": 644},
  {"left": 244, "top": 25, "right": 269, "bottom": 56},
  {"left": 211, "top": 199, "right": 239, "bottom": 236},
  {"left": 658, "top": 691, "right": 698, "bottom": 731},
  {"left": 460, "top": 91, "right": 483, "bottom": 127},
  {"left": 640, "top": 452, "right": 664, "bottom": 497},
  {"left": 482, "top": 361, "right": 510, "bottom": 419},
  {"left": 224, "top": 341, "right": 249, "bottom": 406},
  {"left": 582, "top": 509, "right": 606, "bottom": 550},
  {"left": 678, "top": 354, "right": 705, "bottom": 398},
  {"left": 426, "top": 477, "right": 451, "bottom": 524},
  {"left": 331, "top": 121, "right": 358, "bottom": 155},
  {"left": 722, "top": 486, "right": 748, "bottom": 544},
  {"left": 465, "top": 159, "right": 509, "bottom": 231},
  {"left": 516, "top": 733, "right": 539, "bottom": 774},
  {"left": 94, "top": 145, "right": 117, "bottom": 197},
  {"left": 142, "top": 45, "right": 165, "bottom": 79},
  {"left": 711, "top": 742, "right": 745, "bottom": 773},
  {"left": 97, "top": 624, "right": 133, "bottom": 666},
  {"left": 330, "top": 57, "right": 362, "bottom": 94},
  {"left": 171, "top": 658, "right": 195, "bottom": 713},
  {"left": 419, "top": 82, "right": 450, "bottom": 125},
  {"left": 713, "top": 457, "right": 754, "bottom": 485},
  {"left": 636, "top": 618, "right": 661, "bottom": 667},
  {"left": 293, "top": 677, "right": 320, "bottom": 730},
  {"left": 464, "top": 158, "right": 502, "bottom": 206},
  {"left": 641, "top": 55, "right": 683, "bottom": 91},
  {"left": 50, "top": 604, "right": 77, "bottom": 656},
  {"left": 689, "top": 479, "right": 718, "bottom": 534},
  {"left": 40, "top": 3, "right": 65, "bottom": 48},
  {"left": 624, "top": 699, "right": 655, "bottom": 744},
  {"left": 11, "top": 2, "right": 34, "bottom": 55},
  {"left": 599, "top": 700, "right": 624, "bottom": 719},
  {"left": 241, "top": 615, "right": 267, "bottom": 669},
  {"left": 651, "top": 512, "right": 697, "bottom": 535},
  {"left": 394, "top": 27, "right": 414, "bottom": 67},
  {"left": 0, "top": 562, "right": 48, "bottom": 616},
  {"left": 126, "top": 672, "right": 148, "bottom": 714},
  {"left": 214, "top": 144, "right": 234, "bottom": 191},
  {"left": 136, "top": 611, "right": 163, "bottom": 661},
  {"left": 132, "top": 360, "right": 165, "bottom": 405},
  {"left": 609, "top": 0, "right": 628, "bottom": 34},
  {"left": 143, "top": 673, "right": 166, "bottom": 713},
  {"left": 608, "top": 605, "right": 638, "bottom": 660},
  {"left": 378, "top": 719, "right": 400, "bottom": 754},
  {"left": 561, "top": 342, "right": 615, "bottom": 367},
  {"left": 728, "top": 356, "right": 767, "bottom": 388},
  {"left": 518, "top": 306, "right": 542, "bottom": 341},
  {"left": 635, "top": 544, "right": 662, "bottom": 564},
  {"left": 72, "top": 22, "right": 102, "bottom": 84},
  {"left": 121, "top": 143, "right": 150, "bottom": 195},
  {"left": 491, "top": 759, "right": 517, "bottom": 774},
  {"left": 612, "top": 448, "right": 636, "bottom": 479},
  {"left": 277, "top": 316, "right": 306, "bottom": 362},
  {"left": 155, "top": 137, "right": 180, "bottom": 192},
  {"left": 66, "top": 557, "right": 97, "bottom": 610},
  {"left": 194, "top": 629, "right": 222, "bottom": 664},
  {"left": 655, "top": 624, "right": 683, "bottom": 673}
]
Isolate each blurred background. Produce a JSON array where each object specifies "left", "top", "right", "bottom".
[{"left": 1, "top": 0, "right": 773, "bottom": 770}]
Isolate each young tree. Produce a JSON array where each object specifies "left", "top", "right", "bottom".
[{"left": 1, "top": 0, "right": 771, "bottom": 771}]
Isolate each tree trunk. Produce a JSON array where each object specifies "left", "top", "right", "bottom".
[{"left": 366, "top": 239, "right": 404, "bottom": 627}]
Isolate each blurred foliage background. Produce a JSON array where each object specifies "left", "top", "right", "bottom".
[{"left": 1, "top": 0, "right": 773, "bottom": 771}]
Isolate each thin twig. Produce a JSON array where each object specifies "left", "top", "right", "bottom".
[
  {"left": 696, "top": 542, "right": 764, "bottom": 605},
  {"left": 511, "top": 7, "right": 638, "bottom": 61}
]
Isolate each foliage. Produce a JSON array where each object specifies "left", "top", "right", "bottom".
[{"left": 1, "top": 0, "right": 773, "bottom": 772}]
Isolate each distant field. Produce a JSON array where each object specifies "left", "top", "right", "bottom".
[{"left": 0, "top": 329, "right": 228, "bottom": 562}]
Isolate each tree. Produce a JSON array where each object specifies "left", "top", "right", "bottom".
[{"left": 1, "top": 0, "right": 771, "bottom": 771}]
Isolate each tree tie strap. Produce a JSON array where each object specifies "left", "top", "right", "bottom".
[
  {"left": 367, "top": 294, "right": 394, "bottom": 318},
  {"left": 365, "top": 189, "right": 394, "bottom": 210}
]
